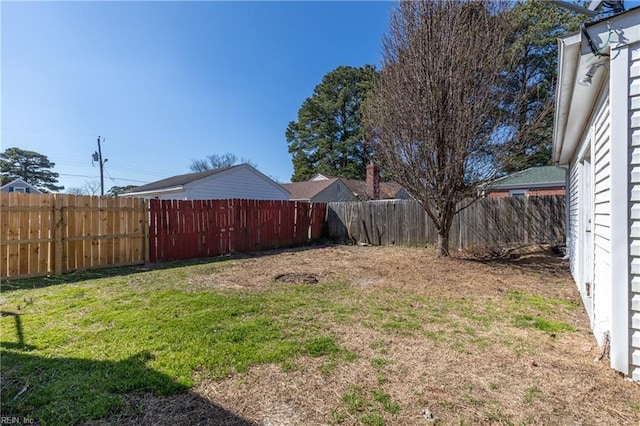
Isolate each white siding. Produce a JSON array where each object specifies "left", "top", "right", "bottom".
[
  {"left": 0, "top": 179, "right": 41, "bottom": 194},
  {"left": 592, "top": 98, "right": 611, "bottom": 342},
  {"left": 567, "top": 158, "right": 580, "bottom": 284},
  {"left": 629, "top": 44, "right": 640, "bottom": 381},
  {"left": 155, "top": 190, "right": 188, "bottom": 200},
  {"left": 184, "top": 166, "right": 288, "bottom": 201},
  {"left": 558, "top": 10, "right": 640, "bottom": 380},
  {"left": 312, "top": 182, "right": 358, "bottom": 203}
]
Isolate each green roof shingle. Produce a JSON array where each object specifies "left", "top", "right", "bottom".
[{"left": 491, "top": 166, "right": 566, "bottom": 189}]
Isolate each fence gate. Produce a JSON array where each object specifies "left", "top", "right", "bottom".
[{"left": 1, "top": 193, "right": 148, "bottom": 280}]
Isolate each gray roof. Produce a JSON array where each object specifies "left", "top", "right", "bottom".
[
  {"left": 123, "top": 165, "right": 241, "bottom": 194},
  {"left": 281, "top": 179, "right": 340, "bottom": 200},
  {"left": 317, "top": 175, "right": 408, "bottom": 200}
]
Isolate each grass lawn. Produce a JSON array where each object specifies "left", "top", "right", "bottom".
[{"left": 1, "top": 245, "right": 639, "bottom": 425}]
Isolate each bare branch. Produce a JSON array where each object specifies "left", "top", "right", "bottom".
[{"left": 189, "top": 153, "right": 257, "bottom": 172}]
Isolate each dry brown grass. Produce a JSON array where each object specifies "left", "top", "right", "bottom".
[{"left": 113, "top": 244, "right": 640, "bottom": 425}]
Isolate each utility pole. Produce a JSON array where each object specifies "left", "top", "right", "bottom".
[{"left": 92, "top": 136, "right": 108, "bottom": 196}]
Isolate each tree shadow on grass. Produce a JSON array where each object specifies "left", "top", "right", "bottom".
[
  {"left": 1, "top": 311, "right": 253, "bottom": 425},
  {"left": 0, "top": 257, "right": 229, "bottom": 293},
  {"left": 1, "top": 241, "right": 335, "bottom": 294},
  {"left": 457, "top": 245, "right": 569, "bottom": 275},
  {"left": 0, "top": 349, "right": 256, "bottom": 425}
]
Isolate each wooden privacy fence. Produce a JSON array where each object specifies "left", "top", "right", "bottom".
[
  {"left": 455, "top": 195, "right": 565, "bottom": 249},
  {"left": 149, "top": 199, "right": 326, "bottom": 262},
  {"left": 2, "top": 193, "right": 562, "bottom": 279},
  {"left": 326, "top": 195, "right": 565, "bottom": 250},
  {"left": 1, "top": 193, "right": 147, "bottom": 279}
]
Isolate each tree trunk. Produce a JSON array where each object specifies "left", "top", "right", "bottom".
[
  {"left": 436, "top": 203, "right": 455, "bottom": 257},
  {"left": 436, "top": 232, "right": 449, "bottom": 257}
]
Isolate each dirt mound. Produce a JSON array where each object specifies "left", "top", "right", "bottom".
[{"left": 274, "top": 273, "right": 319, "bottom": 284}]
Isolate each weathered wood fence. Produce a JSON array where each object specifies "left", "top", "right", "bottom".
[
  {"left": 326, "top": 196, "right": 565, "bottom": 250},
  {"left": 1, "top": 193, "right": 147, "bottom": 279},
  {"left": 149, "top": 199, "right": 326, "bottom": 262}
]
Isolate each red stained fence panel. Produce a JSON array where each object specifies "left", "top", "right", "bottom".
[{"left": 149, "top": 199, "right": 326, "bottom": 262}]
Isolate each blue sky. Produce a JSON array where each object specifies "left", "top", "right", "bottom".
[{"left": 1, "top": 1, "right": 392, "bottom": 191}]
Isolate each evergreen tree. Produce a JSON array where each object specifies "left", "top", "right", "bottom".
[
  {"left": 0, "top": 147, "right": 64, "bottom": 192},
  {"left": 106, "top": 185, "right": 138, "bottom": 196},
  {"left": 500, "top": 0, "right": 583, "bottom": 173},
  {"left": 286, "top": 65, "right": 376, "bottom": 182}
]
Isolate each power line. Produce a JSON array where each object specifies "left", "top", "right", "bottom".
[
  {"left": 99, "top": 165, "right": 170, "bottom": 177},
  {"left": 103, "top": 166, "right": 129, "bottom": 188},
  {"left": 57, "top": 173, "right": 146, "bottom": 183},
  {"left": 3, "top": 126, "right": 196, "bottom": 164},
  {"left": 1, "top": 126, "right": 98, "bottom": 139},
  {"left": 50, "top": 156, "right": 173, "bottom": 177}
]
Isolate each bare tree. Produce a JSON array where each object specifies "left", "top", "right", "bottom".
[
  {"left": 66, "top": 180, "right": 101, "bottom": 196},
  {"left": 367, "top": 0, "right": 512, "bottom": 256},
  {"left": 83, "top": 180, "right": 101, "bottom": 196},
  {"left": 189, "top": 153, "right": 257, "bottom": 172},
  {"left": 67, "top": 187, "right": 86, "bottom": 195}
]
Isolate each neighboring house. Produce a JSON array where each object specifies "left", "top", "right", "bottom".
[
  {"left": 0, "top": 178, "right": 42, "bottom": 194},
  {"left": 281, "top": 177, "right": 358, "bottom": 203},
  {"left": 553, "top": 7, "right": 640, "bottom": 380},
  {"left": 283, "top": 163, "right": 412, "bottom": 202},
  {"left": 121, "top": 164, "right": 290, "bottom": 201},
  {"left": 485, "top": 166, "right": 566, "bottom": 198}
]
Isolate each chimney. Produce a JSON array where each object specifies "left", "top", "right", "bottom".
[{"left": 366, "top": 162, "right": 380, "bottom": 200}]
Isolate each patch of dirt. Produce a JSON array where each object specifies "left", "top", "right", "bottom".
[
  {"left": 274, "top": 272, "right": 319, "bottom": 285},
  {"left": 188, "top": 244, "right": 573, "bottom": 299},
  {"left": 112, "top": 244, "right": 640, "bottom": 425}
]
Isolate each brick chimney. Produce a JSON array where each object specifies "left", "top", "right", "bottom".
[{"left": 366, "top": 162, "right": 380, "bottom": 200}]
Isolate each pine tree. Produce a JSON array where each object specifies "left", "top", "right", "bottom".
[
  {"left": 286, "top": 65, "right": 376, "bottom": 182},
  {"left": 0, "top": 147, "right": 64, "bottom": 192}
]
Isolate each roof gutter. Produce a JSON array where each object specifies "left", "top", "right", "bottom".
[
  {"left": 553, "top": 33, "right": 581, "bottom": 165},
  {"left": 553, "top": 8, "right": 640, "bottom": 165},
  {"left": 491, "top": 182, "right": 566, "bottom": 191},
  {"left": 121, "top": 186, "right": 184, "bottom": 197},
  {"left": 553, "top": 32, "right": 610, "bottom": 165}
]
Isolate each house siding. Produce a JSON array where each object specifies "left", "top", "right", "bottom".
[
  {"left": 530, "top": 188, "right": 566, "bottom": 197},
  {"left": 568, "top": 158, "right": 580, "bottom": 285},
  {"left": 555, "top": 9, "right": 640, "bottom": 380},
  {"left": 0, "top": 179, "right": 41, "bottom": 194},
  {"left": 629, "top": 43, "right": 640, "bottom": 381},
  {"left": 487, "top": 187, "right": 565, "bottom": 198},
  {"left": 592, "top": 97, "right": 611, "bottom": 343},
  {"left": 0, "top": 184, "right": 32, "bottom": 193},
  {"left": 565, "top": 94, "right": 610, "bottom": 342},
  {"left": 312, "top": 182, "right": 358, "bottom": 203},
  {"left": 149, "top": 189, "right": 189, "bottom": 200}
]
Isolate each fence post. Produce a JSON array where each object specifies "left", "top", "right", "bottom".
[{"left": 53, "top": 194, "right": 63, "bottom": 275}]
